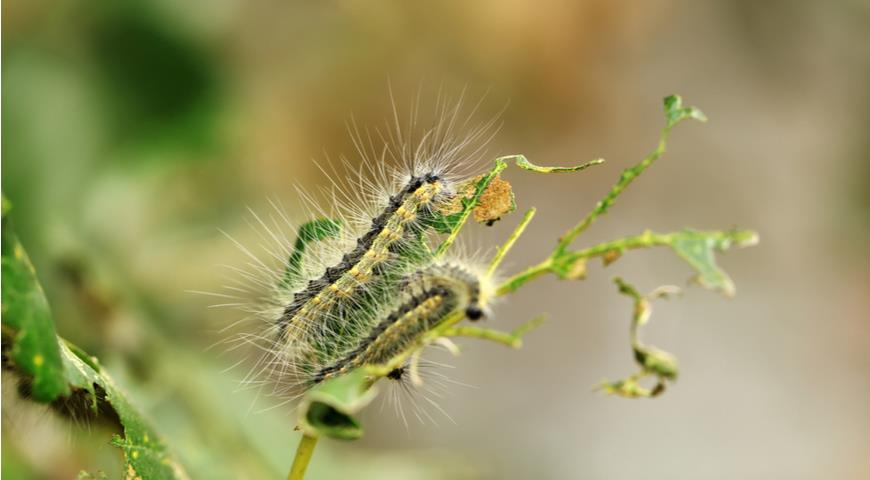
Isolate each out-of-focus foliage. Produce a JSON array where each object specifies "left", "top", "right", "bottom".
[
  {"left": 3, "top": 199, "right": 188, "bottom": 479},
  {"left": 2, "top": 197, "right": 68, "bottom": 401}
]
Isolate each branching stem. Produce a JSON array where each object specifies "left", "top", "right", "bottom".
[{"left": 497, "top": 230, "right": 670, "bottom": 295}]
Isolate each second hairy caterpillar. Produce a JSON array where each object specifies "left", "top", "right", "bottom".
[
  {"left": 310, "top": 264, "right": 490, "bottom": 384},
  {"left": 307, "top": 262, "right": 490, "bottom": 386}
]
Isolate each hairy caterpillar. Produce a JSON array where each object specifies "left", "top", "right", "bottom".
[
  {"left": 218, "top": 93, "right": 500, "bottom": 403},
  {"left": 309, "top": 262, "right": 490, "bottom": 385},
  {"left": 276, "top": 172, "right": 448, "bottom": 342}
]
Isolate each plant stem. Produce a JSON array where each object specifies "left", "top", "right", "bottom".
[
  {"left": 288, "top": 434, "right": 318, "bottom": 480},
  {"left": 554, "top": 128, "right": 674, "bottom": 257},
  {"left": 495, "top": 259, "right": 552, "bottom": 296},
  {"left": 442, "top": 326, "right": 521, "bottom": 348},
  {"left": 496, "top": 231, "right": 676, "bottom": 296},
  {"left": 487, "top": 207, "right": 536, "bottom": 277},
  {"left": 442, "top": 315, "right": 546, "bottom": 348}
]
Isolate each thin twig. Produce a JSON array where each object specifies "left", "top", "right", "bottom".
[{"left": 487, "top": 207, "right": 536, "bottom": 277}]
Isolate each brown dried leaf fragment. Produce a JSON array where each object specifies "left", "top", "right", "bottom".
[{"left": 473, "top": 175, "right": 515, "bottom": 226}]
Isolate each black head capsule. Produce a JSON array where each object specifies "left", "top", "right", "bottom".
[
  {"left": 465, "top": 305, "right": 484, "bottom": 321},
  {"left": 386, "top": 366, "right": 406, "bottom": 381}
]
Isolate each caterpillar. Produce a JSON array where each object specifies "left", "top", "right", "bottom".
[
  {"left": 275, "top": 171, "right": 448, "bottom": 342},
  {"left": 308, "top": 262, "right": 489, "bottom": 385},
  {"left": 219, "top": 93, "right": 500, "bottom": 402}
]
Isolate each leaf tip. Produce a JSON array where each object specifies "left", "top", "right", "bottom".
[{"left": 664, "top": 94, "right": 707, "bottom": 127}]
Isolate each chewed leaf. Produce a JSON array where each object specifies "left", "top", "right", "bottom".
[
  {"left": 663, "top": 94, "right": 707, "bottom": 128},
  {"left": 507, "top": 154, "right": 605, "bottom": 173},
  {"left": 603, "top": 278, "right": 681, "bottom": 399},
  {"left": 298, "top": 368, "right": 377, "bottom": 440},
  {"left": 60, "top": 341, "right": 189, "bottom": 479},
  {"left": 634, "top": 345, "right": 678, "bottom": 380},
  {"left": 597, "top": 377, "right": 664, "bottom": 399},
  {"left": 1, "top": 196, "right": 68, "bottom": 401},
  {"left": 280, "top": 218, "right": 342, "bottom": 289},
  {"left": 670, "top": 229, "right": 758, "bottom": 297}
]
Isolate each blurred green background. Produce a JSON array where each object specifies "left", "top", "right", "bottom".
[{"left": 3, "top": 1, "right": 869, "bottom": 479}]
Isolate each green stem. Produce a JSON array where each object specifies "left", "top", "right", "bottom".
[
  {"left": 555, "top": 128, "right": 674, "bottom": 256},
  {"left": 487, "top": 207, "right": 536, "bottom": 277},
  {"left": 496, "top": 230, "right": 678, "bottom": 296},
  {"left": 288, "top": 434, "right": 319, "bottom": 480},
  {"left": 441, "top": 316, "right": 546, "bottom": 349},
  {"left": 496, "top": 259, "right": 552, "bottom": 296},
  {"left": 559, "top": 230, "right": 674, "bottom": 264},
  {"left": 443, "top": 326, "right": 521, "bottom": 347}
]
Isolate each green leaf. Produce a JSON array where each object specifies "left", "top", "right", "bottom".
[
  {"left": 663, "top": 94, "right": 707, "bottom": 128},
  {"left": 280, "top": 218, "right": 342, "bottom": 289},
  {"left": 670, "top": 229, "right": 758, "bottom": 297},
  {"left": 297, "top": 368, "right": 377, "bottom": 440},
  {"left": 1, "top": 196, "right": 68, "bottom": 401},
  {"left": 59, "top": 340, "right": 189, "bottom": 479}
]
